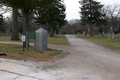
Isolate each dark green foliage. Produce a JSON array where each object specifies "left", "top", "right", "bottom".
[
  {"left": 0, "top": 14, "right": 4, "bottom": 32},
  {"left": 79, "top": 0, "right": 105, "bottom": 25},
  {"left": 2, "top": 0, "right": 37, "bottom": 9},
  {"left": 79, "top": 0, "right": 105, "bottom": 36},
  {"left": 2, "top": 0, "right": 55, "bottom": 16},
  {"left": 35, "top": 0, "right": 66, "bottom": 37},
  {"left": 19, "top": 24, "right": 23, "bottom": 34},
  {"left": 0, "top": 15, "right": 3, "bottom": 25},
  {"left": 1, "top": 0, "right": 62, "bottom": 38}
]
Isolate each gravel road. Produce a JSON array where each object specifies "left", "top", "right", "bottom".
[{"left": 0, "top": 35, "right": 120, "bottom": 80}]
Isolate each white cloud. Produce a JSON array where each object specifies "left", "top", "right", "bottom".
[{"left": 64, "top": 0, "right": 80, "bottom": 20}]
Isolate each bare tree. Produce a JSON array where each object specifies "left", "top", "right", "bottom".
[
  {"left": 103, "top": 4, "right": 120, "bottom": 38},
  {"left": 105, "top": 5, "right": 120, "bottom": 30},
  {"left": 60, "top": 19, "right": 84, "bottom": 34}
]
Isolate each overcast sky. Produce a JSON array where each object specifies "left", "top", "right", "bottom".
[{"left": 64, "top": 0, "right": 119, "bottom": 20}]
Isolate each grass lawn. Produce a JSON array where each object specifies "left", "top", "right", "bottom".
[
  {"left": 0, "top": 44, "right": 62, "bottom": 61},
  {"left": 0, "top": 35, "right": 69, "bottom": 60},
  {"left": 75, "top": 34, "right": 120, "bottom": 50},
  {"left": 48, "top": 35, "right": 70, "bottom": 45},
  {"left": 0, "top": 34, "right": 70, "bottom": 45},
  {"left": 0, "top": 36, "right": 12, "bottom": 41}
]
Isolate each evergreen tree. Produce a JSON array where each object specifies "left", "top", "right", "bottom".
[
  {"left": 0, "top": 14, "right": 4, "bottom": 31},
  {"left": 35, "top": 0, "right": 66, "bottom": 37},
  {"left": 79, "top": 0, "right": 105, "bottom": 36},
  {"left": 2, "top": 0, "right": 39, "bottom": 35},
  {"left": 1, "top": 0, "right": 54, "bottom": 42}
]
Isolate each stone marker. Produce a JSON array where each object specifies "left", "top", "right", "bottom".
[
  {"left": 112, "top": 33, "right": 115, "bottom": 39},
  {"left": 34, "top": 28, "right": 48, "bottom": 50},
  {"left": 117, "top": 33, "right": 120, "bottom": 40},
  {"left": 96, "top": 35, "right": 99, "bottom": 37},
  {"left": 108, "top": 33, "right": 111, "bottom": 39}
]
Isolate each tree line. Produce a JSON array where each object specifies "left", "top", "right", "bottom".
[
  {"left": 79, "top": 0, "right": 120, "bottom": 37},
  {"left": 0, "top": 0, "right": 120, "bottom": 39},
  {"left": 60, "top": 0, "right": 120, "bottom": 37},
  {"left": 0, "top": 0, "right": 66, "bottom": 40}
]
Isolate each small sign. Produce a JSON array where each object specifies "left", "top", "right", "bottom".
[
  {"left": 22, "top": 35, "right": 26, "bottom": 42},
  {"left": 27, "top": 32, "right": 36, "bottom": 39}
]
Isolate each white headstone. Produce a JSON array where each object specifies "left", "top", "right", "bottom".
[
  {"left": 112, "top": 33, "right": 115, "bottom": 39},
  {"left": 108, "top": 33, "right": 111, "bottom": 39},
  {"left": 117, "top": 33, "right": 120, "bottom": 38},
  {"left": 83, "top": 31, "right": 85, "bottom": 35},
  {"left": 34, "top": 28, "right": 48, "bottom": 50},
  {"left": 96, "top": 35, "right": 99, "bottom": 37}
]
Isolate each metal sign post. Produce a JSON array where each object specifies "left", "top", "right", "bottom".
[
  {"left": 27, "top": 31, "right": 36, "bottom": 39},
  {"left": 22, "top": 35, "right": 26, "bottom": 51}
]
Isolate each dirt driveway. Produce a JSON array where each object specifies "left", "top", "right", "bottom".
[{"left": 0, "top": 35, "right": 120, "bottom": 80}]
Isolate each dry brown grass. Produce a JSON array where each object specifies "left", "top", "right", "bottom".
[{"left": 0, "top": 44, "right": 62, "bottom": 61}]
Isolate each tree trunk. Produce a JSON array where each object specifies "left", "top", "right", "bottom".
[
  {"left": 85, "top": 26, "right": 87, "bottom": 36},
  {"left": 11, "top": 8, "right": 20, "bottom": 40},
  {"left": 89, "top": 0, "right": 93, "bottom": 36},
  {"left": 50, "top": 26, "right": 54, "bottom": 37},
  {"left": 85, "top": 31, "right": 87, "bottom": 36},
  {"left": 23, "top": 11, "right": 29, "bottom": 36},
  {"left": 23, "top": 10, "right": 29, "bottom": 47},
  {"left": 102, "top": 27, "right": 105, "bottom": 37},
  {"left": 90, "top": 23, "right": 93, "bottom": 36}
]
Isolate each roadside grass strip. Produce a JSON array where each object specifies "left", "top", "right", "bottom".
[
  {"left": 0, "top": 44, "right": 62, "bottom": 61},
  {"left": 75, "top": 34, "right": 120, "bottom": 50},
  {"left": 0, "top": 35, "right": 70, "bottom": 45}
]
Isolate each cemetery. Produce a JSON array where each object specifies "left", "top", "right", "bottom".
[
  {"left": 0, "top": 41, "right": 62, "bottom": 61},
  {"left": 75, "top": 34, "right": 120, "bottom": 50},
  {"left": 0, "top": 31, "right": 68, "bottom": 60},
  {"left": 0, "top": 0, "right": 120, "bottom": 80}
]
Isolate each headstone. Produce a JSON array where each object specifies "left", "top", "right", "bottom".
[
  {"left": 34, "top": 28, "right": 48, "bottom": 50},
  {"left": 112, "top": 33, "right": 115, "bottom": 39},
  {"left": 108, "top": 33, "right": 111, "bottom": 39},
  {"left": 103, "top": 32, "right": 105, "bottom": 35},
  {"left": 83, "top": 31, "right": 85, "bottom": 35},
  {"left": 117, "top": 33, "right": 120, "bottom": 39},
  {"left": 118, "top": 33, "right": 120, "bottom": 36},
  {"left": 96, "top": 35, "right": 99, "bottom": 37}
]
